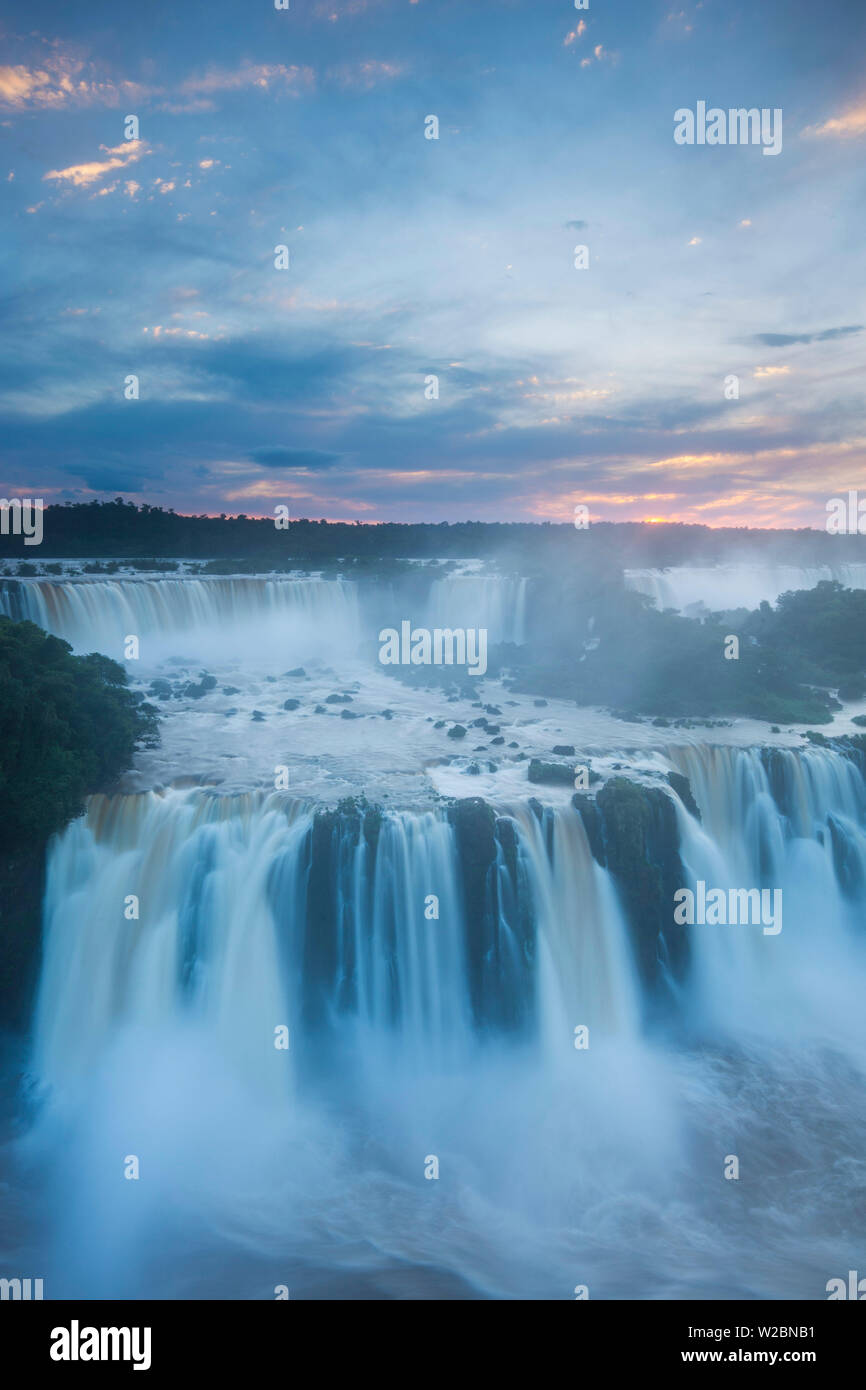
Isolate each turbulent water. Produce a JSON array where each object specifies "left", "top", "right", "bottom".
[{"left": 3, "top": 568, "right": 866, "bottom": 1299}]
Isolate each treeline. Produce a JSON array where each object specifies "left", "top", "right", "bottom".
[
  {"left": 3, "top": 499, "right": 866, "bottom": 568},
  {"left": 0, "top": 617, "right": 159, "bottom": 1024},
  {"left": 0, "top": 619, "right": 159, "bottom": 847}
]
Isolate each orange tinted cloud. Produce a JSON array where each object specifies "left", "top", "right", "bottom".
[
  {"left": 1, "top": 53, "right": 315, "bottom": 112},
  {"left": 0, "top": 57, "right": 148, "bottom": 110},
  {"left": 43, "top": 140, "right": 148, "bottom": 188},
  {"left": 803, "top": 101, "right": 866, "bottom": 138}
]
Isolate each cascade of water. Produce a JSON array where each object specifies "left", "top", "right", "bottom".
[
  {"left": 0, "top": 576, "right": 361, "bottom": 660},
  {"left": 33, "top": 789, "right": 312, "bottom": 1097},
  {"left": 33, "top": 793, "right": 639, "bottom": 1091},
  {"left": 20, "top": 750, "right": 866, "bottom": 1298},
  {"left": 505, "top": 804, "right": 640, "bottom": 1050},
  {"left": 425, "top": 574, "right": 528, "bottom": 645},
  {"left": 665, "top": 744, "right": 866, "bottom": 1040},
  {"left": 625, "top": 562, "right": 866, "bottom": 614},
  {"left": 306, "top": 809, "right": 473, "bottom": 1070}
]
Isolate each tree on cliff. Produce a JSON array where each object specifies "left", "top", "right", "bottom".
[{"left": 0, "top": 617, "right": 159, "bottom": 850}]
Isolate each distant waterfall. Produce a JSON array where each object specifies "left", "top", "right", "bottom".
[
  {"left": 425, "top": 574, "right": 528, "bottom": 645},
  {"left": 0, "top": 576, "right": 361, "bottom": 661},
  {"left": 625, "top": 562, "right": 866, "bottom": 614}
]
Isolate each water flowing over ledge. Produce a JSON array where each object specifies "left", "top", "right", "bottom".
[
  {"left": 33, "top": 790, "right": 638, "bottom": 1092},
  {"left": 19, "top": 742, "right": 866, "bottom": 1297},
  {"left": 33, "top": 742, "right": 866, "bottom": 1090},
  {"left": 0, "top": 570, "right": 529, "bottom": 654},
  {"left": 4, "top": 557, "right": 866, "bottom": 1298},
  {"left": 625, "top": 561, "right": 866, "bottom": 614}
]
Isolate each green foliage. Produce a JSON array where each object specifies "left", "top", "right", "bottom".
[
  {"left": 511, "top": 580, "right": 861, "bottom": 725},
  {"left": 0, "top": 618, "right": 159, "bottom": 849},
  {"left": 746, "top": 582, "right": 866, "bottom": 678},
  {"left": 5, "top": 500, "right": 866, "bottom": 575}
]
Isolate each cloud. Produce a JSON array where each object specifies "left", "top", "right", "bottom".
[
  {"left": 0, "top": 66, "right": 55, "bottom": 108},
  {"left": 327, "top": 61, "right": 406, "bottom": 90},
  {"left": 564, "top": 219, "right": 587, "bottom": 230},
  {"left": 76, "top": 463, "right": 157, "bottom": 492},
  {"left": 249, "top": 447, "right": 343, "bottom": 470},
  {"left": 0, "top": 56, "right": 148, "bottom": 110},
  {"left": 142, "top": 325, "right": 209, "bottom": 339},
  {"left": 803, "top": 101, "right": 866, "bottom": 139},
  {"left": 578, "top": 44, "right": 617, "bottom": 67},
  {"left": 180, "top": 63, "right": 314, "bottom": 96},
  {"left": 752, "top": 326, "right": 863, "bottom": 347},
  {"left": 1, "top": 51, "right": 315, "bottom": 115},
  {"left": 43, "top": 140, "right": 148, "bottom": 188},
  {"left": 564, "top": 21, "right": 587, "bottom": 47}
]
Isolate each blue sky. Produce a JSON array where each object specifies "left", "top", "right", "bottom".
[{"left": 2, "top": 0, "right": 865, "bottom": 525}]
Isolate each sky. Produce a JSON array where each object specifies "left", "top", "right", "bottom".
[{"left": 1, "top": 0, "right": 865, "bottom": 527}]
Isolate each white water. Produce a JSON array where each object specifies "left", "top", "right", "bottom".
[
  {"left": 5, "top": 574, "right": 866, "bottom": 1300},
  {"left": 0, "top": 569, "right": 530, "bottom": 657},
  {"left": 0, "top": 576, "right": 362, "bottom": 663},
  {"left": 425, "top": 574, "right": 528, "bottom": 645},
  {"left": 667, "top": 745, "right": 866, "bottom": 1042},
  {"left": 33, "top": 791, "right": 638, "bottom": 1090},
  {"left": 16, "top": 744, "right": 866, "bottom": 1299},
  {"left": 625, "top": 562, "right": 866, "bottom": 614},
  {"left": 23, "top": 788, "right": 658, "bottom": 1298}
]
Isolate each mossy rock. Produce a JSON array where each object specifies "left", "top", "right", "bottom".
[
  {"left": 666, "top": 771, "right": 701, "bottom": 821},
  {"left": 528, "top": 759, "right": 573, "bottom": 786}
]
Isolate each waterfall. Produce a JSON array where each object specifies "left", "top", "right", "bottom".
[
  {"left": 26, "top": 789, "right": 652, "bottom": 1296},
  {"left": 0, "top": 572, "right": 530, "bottom": 658},
  {"left": 33, "top": 791, "right": 639, "bottom": 1098},
  {"left": 33, "top": 790, "right": 311, "bottom": 1095},
  {"left": 425, "top": 574, "right": 528, "bottom": 645},
  {"left": 665, "top": 744, "right": 866, "bottom": 1040},
  {"left": 18, "top": 744, "right": 866, "bottom": 1297},
  {"left": 0, "top": 576, "right": 361, "bottom": 660},
  {"left": 506, "top": 804, "right": 639, "bottom": 1045},
  {"left": 625, "top": 562, "right": 866, "bottom": 614}
]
